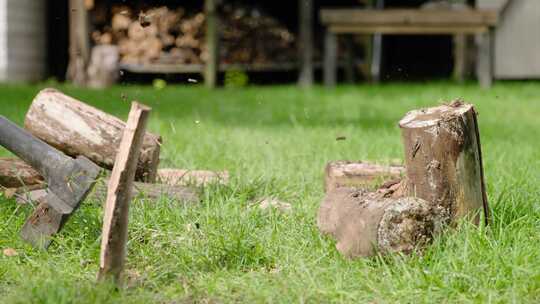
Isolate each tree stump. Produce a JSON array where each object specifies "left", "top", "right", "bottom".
[
  {"left": 399, "top": 101, "right": 489, "bottom": 225},
  {"left": 24, "top": 88, "right": 162, "bottom": 182},
  {"left": 324, "top": 161, "right": 404, "bottom": 193},
  {"left": 318, "top": 188, "right": 440, "bottom": 258}
]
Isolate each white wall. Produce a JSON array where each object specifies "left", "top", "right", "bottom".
[
  {"left": 478, "top": 0, "right": 540, "bottom": 79},
  {"left": 0, "top": 0, "right": 46, "bottom": 82}
]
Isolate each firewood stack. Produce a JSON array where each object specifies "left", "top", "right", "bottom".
[{"left": 91, "top": 5, "right": 297, "bottom": 66}]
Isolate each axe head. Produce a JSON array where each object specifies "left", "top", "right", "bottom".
[{"left": 20, "top": 156, "right": 101, "bottom": 249}]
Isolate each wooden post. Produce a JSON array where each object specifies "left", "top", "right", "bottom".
[
  {"left": 370, "top": 0, "right": 385, "bottom": 83},
  {"left": 399, "top": 101, "right": 489, "bottom": 225},
  {"left": 98, "top": 102, "right": 151, "bottom": 284},
  {"left": 298, "top": 0, "right": 314, "bottom": 87},
  {"left": 205, "top": 0, "right": 219, "bottom": 88},
  {"left": 67, "top": 0, "right": 91, "bottom": 86},
  {"left": 323, "top": 30, "right": 337, "bottom": 87},
  {"left": 476, "top": 30, "right": 493, "bottom": 89},
  {"left": 24, "top": 88, "right": 161, "bottom": 182},
  {"left": 453, "top": 34, "right": 466, "bottom": 83},
  {"left": 343, "top": 35, "right": 356, "bottom": 84}
]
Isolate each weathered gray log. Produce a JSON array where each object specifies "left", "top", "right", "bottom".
[
  {"left": 0, "top": 157, "right": 43, "bottom": 188},
  {"left": 324, "top": 161, "right": 404, "bottom": 193},
  {"left": 24, "top": 88, "right": 162, "bottom": 182},
  {"left": 157, "top": 168, "right": 229, "bottom": 187},
  {"left": 318, "top": 187, "right": 440, "bottom": 258},
  {"left": 399, "top": 101, "right": 489, "bottom": 225},
  {"left": 99, "top": 102, "right": 149, "bottom": 283},
  {"left": 0, "top": 158, "right": 198, "bottom": 203},
  {"left": 16, "top": 180, "right": 199, "bottom": 205}
]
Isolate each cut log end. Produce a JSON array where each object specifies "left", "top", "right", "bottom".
[
  {"left": 399, "top": 101, "right": 472, "bottom": 129},
  {"left": 378, "top": 197, "right": 442, "bottom": 255}
]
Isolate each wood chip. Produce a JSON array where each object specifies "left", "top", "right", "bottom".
[{"left": 3, "top": 248, "right": 18, "bottom": 257}]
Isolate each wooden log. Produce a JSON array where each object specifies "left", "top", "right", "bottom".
[
  {"left": 317, "top": 187, "right": 440, "bottom": 258},
  {"left": 24, "top": 88, "right": 162, "bottom": 182},
  {"left": 0, "top": 157, "right": 43, "bottom": 188},
  {"left": 205, "top": 0, "right": 219, "bottom": 88},
  {"left": 98, "top": 102, "right": 150, "bottom": 283},
  {"left": 0, "top": 158, "right": 198, "bottom": 203},
  {"left": 15, "top": 180, "right": 199, "bottom": 205},
  {"left": 157, "top": 168, "right": 229, "bottom": 187},
  {"left": 67, "top": 0, "right": 91, "bottom": 86},
  {"left": 399, "top": 101, "right": 489, "bottom": 225},
  {"left": 324, "top": 161, "right": 404, "bottom": 193}
]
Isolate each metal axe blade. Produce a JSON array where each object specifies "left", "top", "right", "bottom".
[{"left": 0, "top": 116, "right": 101, "bottom": 248}]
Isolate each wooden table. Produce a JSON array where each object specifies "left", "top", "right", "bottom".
[{"left": 320, "top": 9, "right": 499, "bottom": 88}]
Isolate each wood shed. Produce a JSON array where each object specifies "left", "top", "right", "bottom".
[{"left": 0, "top": 0, "right": 47, "bottom": 82}]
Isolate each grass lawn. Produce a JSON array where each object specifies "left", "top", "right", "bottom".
[{"left": 0, "top": 82, "right": 539, "bottom": 303}]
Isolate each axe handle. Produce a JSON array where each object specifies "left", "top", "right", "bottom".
[{"left": 0, "top": 116, "right": 69, "bottom": 180}]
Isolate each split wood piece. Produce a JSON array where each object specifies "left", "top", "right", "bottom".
[
  {"left": 399, "top": 101, "right": 489, "bottom": 225},
  {"left": 157, "top": 168, "right": 229, "bottom": 187},
  {"left": 0, "top": 157, "right": 43, "bottom": 188},
  {"left": 15, "top": 180, "right": 199, "bottom": 205},
  {"left": 318, "top": 187, "right": 441, "bottom": 258},
  {"left": 24, "top": 88, "right": 162, "bottom": 182},
  {"left": 324, "top": 161, "right": 405, "bottom": 193},
  {"left": 98, "top": 102, "right": 150, "bottom": 283}
]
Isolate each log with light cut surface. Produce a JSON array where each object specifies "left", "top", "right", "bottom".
[
  {"left": 24, "top": 88, "right": 162, "bottom": 182},
  {"left": 399, "top": 100, "right": 489, "bottom": 225}
]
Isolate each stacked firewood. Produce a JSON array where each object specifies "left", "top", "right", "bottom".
[{"left": 92, "top": 5, "right": 297, "bottom": 66}]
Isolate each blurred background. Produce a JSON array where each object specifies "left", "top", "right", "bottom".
[{"left": 0, "top": 0, "right": 538, "bottom": 87}]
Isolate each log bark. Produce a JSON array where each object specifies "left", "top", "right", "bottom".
[
  {"left": 318, "top": 188, "right": 440, "bottom": 258},
  {"left": 24, "top": 88, "right": 161, "bottom": 182},
  {"left": 0, "top": 157, "right": 43, "bottom": 188},
  {"left": 399, "top": 101, "right": 489, "bottom": 225},
  {"left": 99, "top": 102, "right": 150, "bottom": 283},
  {"left": 157, "top": 168, "right": 229, "bottom": 187},
  {"left": 324, "top": 161, "right": 404, "bottom": 193}
]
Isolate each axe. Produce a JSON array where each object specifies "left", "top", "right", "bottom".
[{"left": 0, "top": 116, "right": 101, "bottom": 248}]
